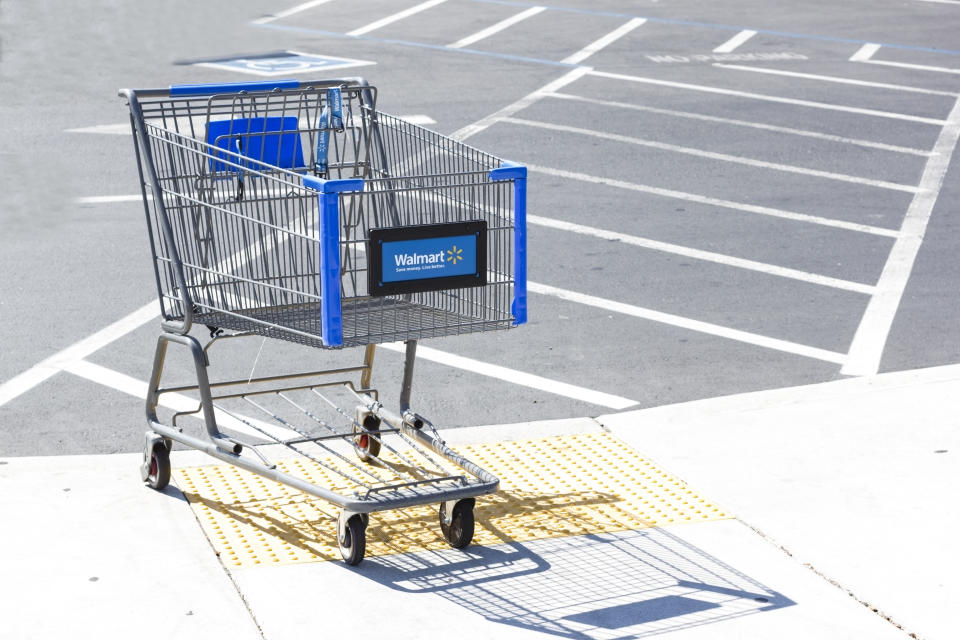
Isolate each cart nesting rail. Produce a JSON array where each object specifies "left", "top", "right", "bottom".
[{"left": 119, "top": 78, "right": 527, "bottom": 565}]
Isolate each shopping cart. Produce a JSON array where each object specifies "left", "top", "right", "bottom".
[{"left": 119, "top": 78, "right": 527, "bottom": 565}]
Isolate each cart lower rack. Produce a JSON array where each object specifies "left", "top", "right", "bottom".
[{"left": 119, "top": 78, "right": 527, "bottom": 565}]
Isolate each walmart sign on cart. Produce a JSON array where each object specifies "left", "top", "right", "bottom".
[{"left": 368, "top": 221, "right": 487, "bottom": 296}]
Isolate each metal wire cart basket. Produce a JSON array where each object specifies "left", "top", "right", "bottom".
[{"left": 119, "top": 78, "right": 528, "bottom": 565}]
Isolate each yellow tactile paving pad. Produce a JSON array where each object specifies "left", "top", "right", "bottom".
[{"left": 174, "top": 432, "right": 731, "bottom": 567}]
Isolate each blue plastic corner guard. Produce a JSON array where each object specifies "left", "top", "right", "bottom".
[
  {"left": 303, "top": 176, "right": 364, "bottom": 193},
  {"left": 490, "top": 161, "right": 527, "bottom": 326},
  {"left": 304, "top": 177, "right": 365, "bottom": 346},
  {"left": 170, "top": 79, "right": 300, "bottom": 97},
  {"left": 489, "top": 160, "right": 528, "bottom": 181}
]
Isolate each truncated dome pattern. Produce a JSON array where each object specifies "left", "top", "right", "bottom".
[{"left": 173, "top": 432, "right": 731, "bottom": 567}]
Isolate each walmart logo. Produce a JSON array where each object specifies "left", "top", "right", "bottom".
[{"left": 393, "top": 244, "right": 463, "bottom": 269}]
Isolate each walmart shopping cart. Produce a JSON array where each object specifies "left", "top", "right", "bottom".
[{"left": 119, "top": 78, "right": 527, "bottom": 565}]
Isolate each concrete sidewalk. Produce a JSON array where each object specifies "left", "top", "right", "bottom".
[
  {"left": 599, "top": 363, "right": 960, "bottom": 640},
  {"left": 3, "top": 364, "right": 957, "bottom": 639}
]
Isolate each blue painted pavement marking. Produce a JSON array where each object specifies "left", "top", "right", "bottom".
[{"left": 195, "top": 51, "right": 375, "bottom": 77}]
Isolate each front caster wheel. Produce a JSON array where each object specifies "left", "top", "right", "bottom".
[
  {"left": 353, "top": 409, "right": 381, "bottom": 462},
  {"left": 145, "top": 441, "right": 171, "bottom": 490},
  {"left": 439, "top": 498, "right": 475, "bottom": 549},
  {"left": 338, "top": 513, "right": 367, "bottom": 566}
]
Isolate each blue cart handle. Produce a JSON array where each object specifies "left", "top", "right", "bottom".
[{"left": 169, "top": 79, "right": 300, "bottom": 97}]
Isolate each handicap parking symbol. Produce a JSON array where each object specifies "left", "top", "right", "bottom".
[{"left": 196, "top": 50, "right": 375, "bottom": 77}]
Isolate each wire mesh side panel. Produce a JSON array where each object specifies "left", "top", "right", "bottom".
[
  {"left": 335, "top": 112, "right": 518, "bottom": 345},
  {"left": 128, "top": 87, "right": 520, "bottom": 348},
  {"left": 366, "top": 111, "right": 501, "bottom": 179},
  {"left": 145, "top": 126, "right": 326, "bottom": 344},
  {"left": 132, "top": 86, "right": 374, "bottom": 347}
]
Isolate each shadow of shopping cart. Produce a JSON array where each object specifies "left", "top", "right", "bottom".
[{"left": 359, "top": 524, "right": 793, "bottom": 639}]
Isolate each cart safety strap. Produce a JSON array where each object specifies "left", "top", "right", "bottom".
[
  {"left": 328, "top": 87, "right": 343, "bottom": 129},
  {"left": 315, "top": 88, "right": 343, "bottom": 175},
  {"left": 316, "top": 107, "right": 330, "bottom": 174}
]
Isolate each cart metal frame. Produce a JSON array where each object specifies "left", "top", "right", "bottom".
[{"left": 119, "top": 77, "right": 527, "bottom": 565}]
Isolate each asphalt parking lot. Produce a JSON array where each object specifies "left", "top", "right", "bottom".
[
  {"left": 1, "top": 0, "right": 959, "bottom": 454},
  {"left": 3, "top": 3, "right": 960, "bottom": 639}
]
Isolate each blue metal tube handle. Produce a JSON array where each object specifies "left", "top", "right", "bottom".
[
  {"left": 304, "top": 176, "right": 365, "bottom": 347},
  {"left": 490, "top": 161, "right": 528, "bottom": 326},
  {"left": 169, "top": 79, "right": 300, "bottom": 96}
]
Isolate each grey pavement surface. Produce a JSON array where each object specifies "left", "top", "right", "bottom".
[{"left": 2, "top": 0, "right": 960, "bottom": 454}]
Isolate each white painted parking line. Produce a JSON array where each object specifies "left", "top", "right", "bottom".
[
  {"left": 380, "top": 342, "right": 639, "bottom": 409},
  {"left": 452, "top": 66, "right": 591, "bottom": 140},
  {"left": 65, "top": 123, "right": 130, "bottom": 135},
  {"left": 544, "top": 92, "right": 934, "bottom": 157},
  {"left": 447, "top": 6, "right": 546, "bottom": 49},
  {"left": 2, "top": 194, "right": 323, "bottom": 406},
  {"left": 397, "top": 114, "right": 437, "bottom": 125},
  {"left": 5, "top": 62, "right": 604, "bottom": 416},
  {"left": 0, "top": 301, "right": 159, "bottom": 408},
  {"left": 503, "top": 116, "right": 922, "bottom": 193},
  {"left": 843, "top": 96, "right": 960, "bottom": 376},
  {"left": 849, "top": 43, "right": 881, "bottom": 62},
  {"left": 915, "top": 0, "right": 960, "bottom": 5},
  {"left": 61, "top": 360, "right": 300, "bottom": 441},
  {"left": 647, "top": 51, "right": 808, "bottom": 65},
  {"left": 528, "top": 282, "right": 848, "bottom": 365},
  {"left": 589, "top": 69, "right": 951, "bottom": 125},
  {"left": 451, "top": 16, "right": 664, "bottom": 141},
  {"left": 18, "top": 295, "right": 636, "bottom": 415},
  {"left": 70, "top": 113, "right": 432, "bottom": 139},
  {"left": 713, "top": 29, "right": 757, "bottom": 54},
  {"left": 252, "top": 0, "right": 337, "bottom": 25},
  {"left": 858, "top": 58, "right": 960, "bottom": 75},
  {"left": 561, "top": 17, "right": 646, "bottom": 65},
  {"left": 714, "top": 63, "right": 960, "bottom": 97},
  {"left": 526, "top": 163, "right": 900, "bottom": 238},
  {"left": 76, "top": 194, "right": 145, "bottom": 204},
  {"left": 849, "top": 40, "right": 960, "bottom": 74},
  {"left": 527, "top": 214, "right": 876, "bottom": 294},
  {"left": 347, "top": 0, "right": 449, "bottom": 37},
  {"left": 412, "top": 179, "right": 885, "bottom": 289},
  {"left": 75, "top": 189, "right": 309, "bottom": 205},
  {"left": 9, "top": 64, "right": 587, "bottom": 412}
]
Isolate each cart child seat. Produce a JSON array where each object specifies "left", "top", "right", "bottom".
[{"left": 206, "top": 116, "right": 307, "bottom": 172}]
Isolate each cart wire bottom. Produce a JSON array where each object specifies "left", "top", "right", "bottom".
[{"left": 193, "top": 299, "right": 514, "bottom": 348}]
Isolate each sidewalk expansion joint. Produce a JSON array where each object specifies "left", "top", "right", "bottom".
[{"left": 736, "top": 518, "right": 921, "bottom": 639}]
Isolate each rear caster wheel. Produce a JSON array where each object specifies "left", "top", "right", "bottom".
[
  {"left": 439, "top": 498, "right": 475, "bottom": 549},
  {"left": 353, "top": 409, "right": 381, "bottom": 462},
  {"left": 338, "top": 513, "right": 367, "bottom": 566},
  {"left": 145, "top": 440, "right": 171, "bottom": 490}
]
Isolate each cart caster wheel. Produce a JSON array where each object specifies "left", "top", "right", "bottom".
[
  {"left": 145, "top": 441, "right": 171, "bottom": 491},
  {"left": 439, "top": 498, "right": 475, "bottom": 549},
  {"left": 353, "top": 410, "right": 381, "bottom": 462},
  {"left": 338, "top": 514, "right": 367, "bottom": 566}
]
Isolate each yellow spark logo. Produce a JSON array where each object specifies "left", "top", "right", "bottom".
[{"left": 446, "top": 245, "right": 463, "bottom": 265}]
